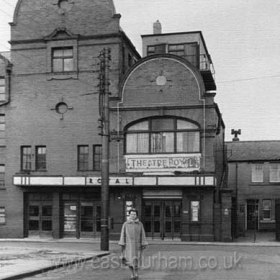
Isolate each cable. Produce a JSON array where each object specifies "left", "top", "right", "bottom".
[
  {"left": 218, "top": 74, "right": 280, "bottom": 84},
  {"left": 0, "top": 6, "right": 13, "bottom": 17},
  {"left": 2, "top": 0, "right": 15, "bottom": 8}
]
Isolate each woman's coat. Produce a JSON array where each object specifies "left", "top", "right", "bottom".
[{"left": 118, "top": 218, "right": 148, "bottom": 268}]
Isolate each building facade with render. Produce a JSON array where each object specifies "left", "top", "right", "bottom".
[{"left": 0, "top": 0, "right": 230, "bottom": 241}]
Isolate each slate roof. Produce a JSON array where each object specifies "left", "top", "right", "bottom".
[{"left": 226, "top": 141, "right": 280, "bottom": 162}]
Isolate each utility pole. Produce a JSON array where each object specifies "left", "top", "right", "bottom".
[{"left": 98, "top": 48, "right": 111, "bottom": 251}]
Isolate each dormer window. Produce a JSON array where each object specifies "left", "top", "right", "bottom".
[{"left": 52, "top": 47, "right": 74, "bottom": 72}]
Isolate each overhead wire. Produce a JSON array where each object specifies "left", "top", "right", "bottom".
[
  {"left": 2, "top": 0, "right": 15, "bottom": 8},
  {"left": 0, "top": 6, "right": 13, "bottom": 17},
  {"left": 218, "top": 75, "right": 280, "bottom": 84}
]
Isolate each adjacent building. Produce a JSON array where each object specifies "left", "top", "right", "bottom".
[
  {"left": 0, "top": 0, "right": 230, "bottom": 241},
  {"left": 227, "top": 140, "right": 280, "bottom": 237}
]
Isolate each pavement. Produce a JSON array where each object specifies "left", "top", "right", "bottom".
[
  {"left": 0, "top": 231, "right": 279, "bottom": 280},
  {"left": 0, "top": 239, "right": 109, "bottom": 280}
]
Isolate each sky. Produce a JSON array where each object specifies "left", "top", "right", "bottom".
[{"left": 0, "top": 0, "right": 280, "bottom": 142}]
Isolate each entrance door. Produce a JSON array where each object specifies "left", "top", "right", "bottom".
[
  {"left": 247, "top": 200, "right": 259, "bottom": 230},
  {"left": 275, "top": 199, "right": 280, "bottom": 241},
  {"left": 63, "top": 201, "right": 101, "bottom": 238},
  {"left": 28, "top": 202, "right": 52, "bottom": 237},
  {"left": 80, "top": 202, "right": 101, "bottom": 238},
  {"left": 143, "top": 200, "right": 181, "bottom": 239}
]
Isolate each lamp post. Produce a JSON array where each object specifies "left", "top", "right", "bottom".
[{"left": 99, "top": 48, "right": 111, "bottom": 251}]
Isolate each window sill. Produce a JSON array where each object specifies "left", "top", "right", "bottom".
[
  {"left": 47, "top": 71, "right": 78, "bottom": 80},
  {"left": 260, "top": 220, "right": 275, "bottom": 223},
  {"left": 249, "top": 182, "right": 280, "bottom": 186},
  {"left": 77, "top": 170, "right": 101, "bottom": 173},
  {"left": 19, "top": 170, "right": 47, "bottom": 173},
  {"left": 125, "top": 152, "right": 201, "bottom": 155}
]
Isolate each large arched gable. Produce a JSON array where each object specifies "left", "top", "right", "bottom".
[{"left": 120, "top": 54, "right": 206, "bottom": 107}]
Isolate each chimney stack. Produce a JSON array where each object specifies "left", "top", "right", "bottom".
[{"left": 153, "top": 20, "right": 162, "bottom": 34}]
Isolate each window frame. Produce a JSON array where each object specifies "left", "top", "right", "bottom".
[
  {"left": 251, "top": 163, "right": 264, "bottom": 183},
  {"left": 35, "top": 146, "right": 47, "bottom": 171},
  {"left": 93, "top": 145, "right": 102, "bottom": 171},
  {"left": 147, "top": 44, "right": 167, "bottom": 55},
  {"left": 0, "top": 76, "right": 5, "bottom": 101},
  {"left": 46, "top": 39, "right": 78, "bottom": 80},
  {"left": 21, "top": 146, "right": 32, "bottom": 172},
  {"left": 0, "top": 206, "right": 6, "bottom": 225},
  {"left": 0, "top": 114, "right": 5, "bottom": 131},
  {"left": 78, "top": 145, "right": 89, "bottom": 171},
  {"left": 52, "top": 47, "right": 74, "bottom": 73},
  {"left": 269, "top": 163, "right": 280, "bottom": 182},
  {"left": 125, "top": 117, "right": 200, "bottom": 155},
  {"left": 0, "top": 114, "right": 5, "bottom": 145},
  {"left": 168, "top": 42, "right": 199, "bottom": 67},
  {"left": 0, "top": 164, "right": 4, "bottom": 189},
  {"left": 262, "top": 199, "right": 272, "bottom": 221}
]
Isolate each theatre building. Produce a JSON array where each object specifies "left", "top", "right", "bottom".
[
  {"left": 108, "top": 26, "right": 230, "bottom": 242},
  {"left": 0, "top": 0, "right": 230, "bottom": 241}
]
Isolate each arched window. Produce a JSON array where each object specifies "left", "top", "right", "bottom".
[{"left": 125, "top": 117, "right": 200, "bottom": 154}]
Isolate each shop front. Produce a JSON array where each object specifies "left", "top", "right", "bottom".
[
  {"left": 24, "top": 191, "right": 102, "bottom": 239},
  {"left": 16, "top": 174, "right": 217, "bottom": 241}
]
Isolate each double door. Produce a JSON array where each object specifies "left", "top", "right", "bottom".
[
  {"left": 28, "top": 202, "right": 52, "bottom": 237},
  {"left": 63, "top": 201, "right": 101, "bottom": 238},
  {"left": 143, "top": 200, "right": 181, "bottom": 239}
]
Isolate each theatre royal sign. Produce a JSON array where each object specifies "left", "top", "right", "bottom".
[{"left": 125, "top": 154, "right": 201, "bottom": 173}]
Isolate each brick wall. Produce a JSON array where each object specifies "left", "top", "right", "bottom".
[{"left": 0, "top": 0, "right": 139, "bottom": 238}]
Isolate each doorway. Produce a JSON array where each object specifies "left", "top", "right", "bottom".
[
  {"left": 26, "top": 193, "right": 53, "bottom": 237},
  {"left": 63, "top": 201, "right": 101, "bottom": 238},
  {"left": 28, "top": 203, "right": 52, "bottom": 237},
  {"left": 143, "top": 200, "right": 181, "bottom": 239},
  {"left": 247, "top": 199, "right": 259, "bottom": 230}
]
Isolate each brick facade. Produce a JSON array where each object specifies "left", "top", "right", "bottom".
[
  {"left": 0, "top": 0, "right": 139, "bottom": 238},
  {"left": 0, "top": 0, "right": 230, "bottom": 241}
]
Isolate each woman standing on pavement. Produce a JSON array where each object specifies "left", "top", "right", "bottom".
[{"left": 119, "top": 208, "right": 148, "bottom": 280}]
